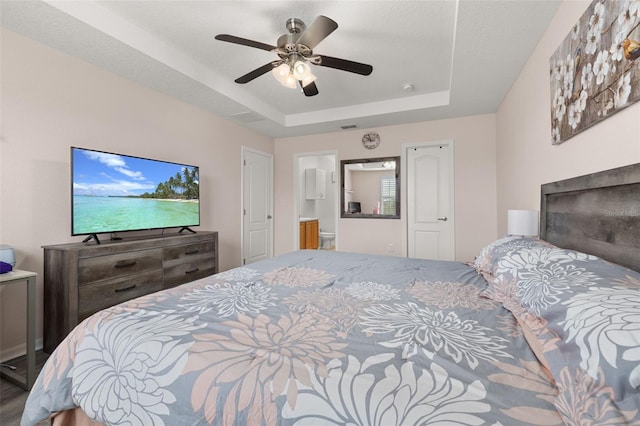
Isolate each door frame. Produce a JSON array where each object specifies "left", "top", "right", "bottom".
[
  {"left": 241, "top": 146, "right": 274, "bottom": 264},
  {"left": 401, "top": 140, "right": 455, "bottom": 258},
  {"left": 293, "top": 151, "right": 339, "bottom": 251}
]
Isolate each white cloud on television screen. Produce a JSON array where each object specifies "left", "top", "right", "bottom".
[
  {"left": 73, "top": 180, "right": 155, "bottom": 196},
  {"left": 84, "top": 151, "right": 145, "bottom": 181},
  {"left": 115, "top": 167, "right": 144, "bottom": 180}
]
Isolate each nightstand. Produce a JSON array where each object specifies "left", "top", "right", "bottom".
[{"left": 0, "top": 269, "right": 37, "bottom": 390}]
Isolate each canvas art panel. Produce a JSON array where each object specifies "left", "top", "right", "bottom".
[{"left": 550, "top": 0, "right": 640, "bottom": 145}]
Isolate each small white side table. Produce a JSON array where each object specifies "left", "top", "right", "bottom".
[{"left": 0, "top": 269, "right": 37, "bottom": 390}]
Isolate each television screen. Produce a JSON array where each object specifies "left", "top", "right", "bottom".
[{"left": 71, "top": 147, "right": 200, "bottom": 237}]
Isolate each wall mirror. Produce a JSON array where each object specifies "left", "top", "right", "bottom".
[{"left": 341, "top": 156, "right": 400, "bottom": 219}]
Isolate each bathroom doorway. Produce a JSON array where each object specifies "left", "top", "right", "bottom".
[{"left": 294, "top": 151, "right": 338, "bottom": 251}]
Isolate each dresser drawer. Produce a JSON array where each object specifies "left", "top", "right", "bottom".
[
  {"left": 163, "top": 241, "right": 216, "bottom": 288},
  {"left": 78, "top": 270, "right": 163, "bottom": 319},
  {"left": 164, "top": 257, "right": 216, "bottom": 288},
  {"left": 163, "top": 241, "right": 215, "bottom": 262},
  {"left": 78, "top": 249, "right": 162, "bottom": 285}
]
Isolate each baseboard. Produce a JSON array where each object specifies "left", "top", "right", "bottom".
[{"left": 0, "top": 338, "right": 43, "bottom": 363}]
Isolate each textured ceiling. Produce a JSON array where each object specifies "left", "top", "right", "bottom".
[{"left": 1, "top": 0, "right": 561, "bottom": 138}]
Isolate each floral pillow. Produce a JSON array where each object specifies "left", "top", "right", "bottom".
[
  {"left": 472, "top": 237, "right": 555, "bottom": 278},
  {"left": 536, "top": 270, "right": 640, "bottom": 423},
  {"left": 477, "top": 237, "right": 599, "bottom": 316},
  {"left": 474, "top": 238, "right": 640, "bottom": 423}
]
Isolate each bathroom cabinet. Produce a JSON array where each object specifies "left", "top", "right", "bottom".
[
  {"left": 299, "top": 219, "right": 319, "bottom": 249},
  {"left": 305, "top": 168, "right": 326, "bottom": 200}
]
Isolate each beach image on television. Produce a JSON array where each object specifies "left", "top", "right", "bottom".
[{"left": 72, "top": 148, "right": 199, "bottom": 235}]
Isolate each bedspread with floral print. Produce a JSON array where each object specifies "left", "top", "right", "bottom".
[
  {"left": 473, "top": 237, "right": 640, "bottom": 425},
  {"left": 22, "top": 250, "right": 562, "bottom": 426}
]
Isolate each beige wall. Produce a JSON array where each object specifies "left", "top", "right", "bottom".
[
  {"left": 0, "top": 29, "right": 273, "bottom": 360},
  {"left": 496, "top": 0, "right": 640, "bottom": 234},
  {"left": 274, "top": 114, "right": 498, "bottom": 262}
]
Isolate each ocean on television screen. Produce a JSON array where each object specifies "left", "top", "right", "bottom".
[{"left": 73, "top": 196, "right": 199, "bottom": 234}]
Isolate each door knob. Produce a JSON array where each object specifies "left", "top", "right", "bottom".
[
  {"left": 438, "top": 217, "right": 448, "bottom": 221},
  {"left": 267, "top": 215, "right": 272, "bottom": 219}
]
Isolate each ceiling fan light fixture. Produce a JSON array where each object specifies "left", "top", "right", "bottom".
[
  {"left": 216, "top": 15, "right": 373, "bottom": 97},
  {"left": 272, "top": 63, "right": 289, "bottom": 80},
  {"left": 282, "top": 74, "right": 297, "bottom": 89},
  {"left": 292, "top": 60, "right": 311, "bottom": 80},
  {"left": 271, "top": 63, "right": 297, "bottom": 89}
]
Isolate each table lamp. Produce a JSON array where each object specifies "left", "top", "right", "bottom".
[{"left": 507, "top": 210, "right": 539, "bottom": 237}]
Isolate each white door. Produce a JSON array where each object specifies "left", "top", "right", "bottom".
[
  {"left": 407, "top": 143, "right": 455, "bottom": 260},
  {"left": 242, "top": 148, "right": 273, "bottom": 264}
]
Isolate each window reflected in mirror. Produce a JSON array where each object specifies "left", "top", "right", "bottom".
[{"left": 341, "top": 156, "right": 400, "bottom": 219}]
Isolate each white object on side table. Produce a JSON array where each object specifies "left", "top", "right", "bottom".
[{"left": 0, "top": 269, "right": 37, "bottom": 390}]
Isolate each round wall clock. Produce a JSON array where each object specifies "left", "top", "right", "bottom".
[{"left": 362, "top": 131, "right": 380, "bottom": 149}]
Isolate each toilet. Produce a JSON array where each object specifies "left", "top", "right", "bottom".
[{"left": 319, "top": 232, "right": 335, "bottom": 249}]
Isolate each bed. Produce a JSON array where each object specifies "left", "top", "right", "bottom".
[{"left": 21, "top": 163, "right": 640, "bottom": 426}]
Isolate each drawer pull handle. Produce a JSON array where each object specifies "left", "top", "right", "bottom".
[
  {"left": 115, "top": 260, "right": 137, "bottom": 268},
  {"left": 185, "top": 268, "right": 200, "bottom": 275},
  {"left": 115, "top": 284, "right": 136, "bottom": 293},
  {"left": 185, "top": 250, "right": 200, "bottom": 255}
]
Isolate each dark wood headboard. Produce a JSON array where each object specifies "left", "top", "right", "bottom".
[{"left": 540, "top": 163, "right": 640, "bottom": 273}]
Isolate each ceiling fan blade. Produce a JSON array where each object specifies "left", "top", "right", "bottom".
[
  {"left": 235, "top": 63, "right": 276, "bottom": 84},
  {"left": 296, "top": 15, "right": 338, "bottom": 49},
  {"left": 215, "top": 34, "right": 276, "bottom": 52},
  {"left": 300, "top": 81, "right": 319, "bottom": 97},
  {"left": 315, "top": 55, "right": 373, "bottom": 76}
]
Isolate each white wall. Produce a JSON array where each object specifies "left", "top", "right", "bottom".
[
  {"left": 0, "top": 29, "right": 273, "bottom": 360},
  {"left": 496, "top": 0, "right": 640, "bottom": 233},
  {"left": 274, "top": 114, "right": 498, "bottom": 262}
]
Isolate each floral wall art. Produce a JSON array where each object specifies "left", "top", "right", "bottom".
[{"left": 550, "top": 0, "right": 640, "bottom": 144}]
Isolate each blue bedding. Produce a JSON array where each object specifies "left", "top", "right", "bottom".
[{"left": 22, "top": 250, "right": 561, "bottom": 425}]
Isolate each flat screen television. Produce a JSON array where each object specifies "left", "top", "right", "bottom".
[{"left": 71, "top": 147, "right": 200, "bottom": 243}]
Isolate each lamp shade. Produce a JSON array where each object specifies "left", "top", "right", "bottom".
[
  {"left": 0, "top": 244, "right": 16, "bottom": 267},
  {"left": 292, "top": 60, "right": 311, "bottom": 80},
  {"left": 272, "top": 63, "right": 289, "bottom": 80},
  {"left": 271, "top": 63, "right": 297, "bottom": 89},
  {"left": 507, "top": 210, "right": 539, "bottom": 237}
]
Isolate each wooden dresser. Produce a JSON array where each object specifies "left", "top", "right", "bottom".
[{"left": 43, "top": 231, "right": 218, "bottom": 353}]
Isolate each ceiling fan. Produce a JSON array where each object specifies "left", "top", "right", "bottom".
[{"left": 215, "top": 15, "right": 373, "bottom": 97}]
